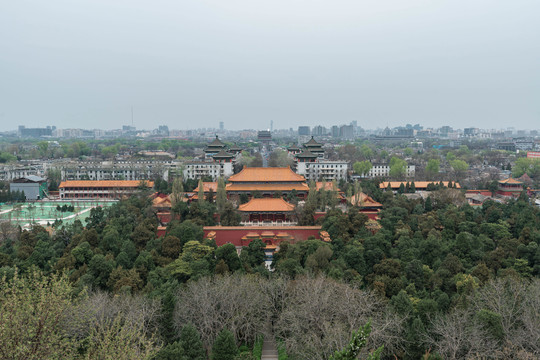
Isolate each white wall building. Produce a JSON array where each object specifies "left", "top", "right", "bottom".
[
  {"left": 367, "top": 164, "right": 416, "bottom": 178},
  {"left": 296, "top": 160, "right": 349, "bottom": 182},
  {"left": 183, "top": 161, "right": 234, "bottom": 180},
  {"left": 54, "top": 160, "right": 175, "bottom": 181},
  {"left": 0, "top": 164, "right": 45, "bottom": 181}
]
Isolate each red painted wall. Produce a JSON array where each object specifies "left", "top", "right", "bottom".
[{"left": 313, "top": 212, "right": 326, "bottom": 221}]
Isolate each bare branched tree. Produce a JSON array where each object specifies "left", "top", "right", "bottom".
[
  {"left": 0, "top": 220, "right": 19, "bottom": 243},
  {"left": 427, "top": 278, "right": 540, "bottom": 359},
  {"left": 174, "top": 274, "right": 268, "bottom": 350},
  {"left": 64, "top": 291, "right": 161, "bottom": 342},
  {"left": 426, "top": 308, "right": 499, "bottom": 360},
  {"left": 274, "top": 276, "right": 404, "bottom": 360}
]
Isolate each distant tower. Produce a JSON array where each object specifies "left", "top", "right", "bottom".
[
  {"left": 270, "top": 120, "right": 273, "bottom": 132},
  {"left": 219, "top": 121, "right": 224, "bottom": 131}
]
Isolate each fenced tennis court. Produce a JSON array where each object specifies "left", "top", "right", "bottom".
[{"left": 0, "top": 200, "right": 116, "bottom": 229}]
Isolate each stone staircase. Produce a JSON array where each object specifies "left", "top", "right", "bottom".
[
  {"left": 261, "top": 335, "right": 278, "bottom": 360},
  {"left": 261, "top": 324, "right": 279, "bottom": 360}
]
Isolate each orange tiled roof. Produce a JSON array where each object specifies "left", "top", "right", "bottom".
[
  {"left": 59, "top": 180, "right": 154, "bottom": 188},
  {"left": 193, "top": 182, "right": 218, "bottom": 193},
  {"left": 379, "top": 181, "right": 460, "bottom": 189},
  {"left": 228, "top": 167, "right": 306, "bottom": 182},
  {"left": 348, "top": 193, "right": 383, "bottom": 207},
  {"left": 498, "top": 177, "right": 523, "bottom": 184},
  {"left": 152, "top": 196, "right": 171, "bottom": 207},
  {"left": 226, "top": 183, "right": 309, "bottom": 192},
  {"left": 238, "top": 198, "right": 296, "bottom": 212},
  {"left": 276, "top": 232, "right": 292, "bottom": 238},
  {"left": 244, "top": 232, "right": 261, "bottom": 238},
  {"left": 316, "top": 182, "right": 340, "bottom": 191}
]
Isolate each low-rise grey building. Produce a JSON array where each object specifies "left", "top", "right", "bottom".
[{"left": 10, "top": 176, "right": 48, "bottom": 200}]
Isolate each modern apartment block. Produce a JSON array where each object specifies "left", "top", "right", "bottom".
[
  {"left": 54, "top": 160, "right": 176, "bottom": 181},
  {"left": 368, "top": 164, "right": 416, "bottom": 178}
]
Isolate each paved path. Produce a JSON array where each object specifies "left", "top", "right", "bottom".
[{"left": 261, "top": 335, "right": 278, "bottom": 360}]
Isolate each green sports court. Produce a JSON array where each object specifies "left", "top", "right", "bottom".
[{"left": 0, "top": 200, "right": 116, "bottom": 229}]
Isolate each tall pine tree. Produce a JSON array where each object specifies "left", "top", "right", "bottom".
[
  {"left": 211, "top": 329, "right": 238, "bottom": 360},
  {"left": 180, "top": 323, "right": 206, "bottom": 360}
]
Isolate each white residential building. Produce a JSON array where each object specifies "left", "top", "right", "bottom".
[
  {"left": 367, "top": 164, "right": 416, "bottom": 178},
  {"left": 183, "top": 161, "right": 234, "bottom": 180},
  {"left": 51, "top": 160, "right": 177, "bottom": 181},
  {"left": 296, "top": 160, "right": 349, "bottom": 182}
]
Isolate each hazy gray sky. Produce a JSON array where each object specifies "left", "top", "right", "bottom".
[{"left": 1, "top": 0, "right": 539, "bottom": 131}]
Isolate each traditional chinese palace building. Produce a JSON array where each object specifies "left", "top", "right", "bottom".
[
  {"left": 292, "top": 137, "right": 348, "bottom": 182},
  {"left": 226, "top": 167, "right": 309, "bottom": 199},
  {"left": 348, "top": 192, "right": 383, "bottom": 220},
  {"left": 183, "top": 136, "right": 242, "bottom": 181},
  {"left": 496, "top": 178, "right": 523, "bottom": 197},
  {"left": 238, "top": 198, "right": 296, "bottom": 222}
]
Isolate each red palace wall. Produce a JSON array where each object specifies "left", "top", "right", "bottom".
[
  {"left": 359, "top": 210, "right": 380, "bottom": 220},
  {"left": 313, "top": 212, "right": 326, "bottom": 221},
  {"left": 203, "top": 226, "right": 322, "bottom": 247},
  {"left": 497, "top": 190, "right": 521, "bottom": 197}
]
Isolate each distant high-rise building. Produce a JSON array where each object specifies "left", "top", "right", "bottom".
[
  {"left": 312, "top": 125, "right": 326, "bottom": 136},
  {"left": 18, "top": 125, "right": 53, "bottom": 138},
  {"left": 331, "top": 126, "right": 339, "bottom": 138},
  {"left": 350, "top": 121, "right": 358, "bottom": 135},
  {"left": 340, "top": 125, "right": 354, "bottom": 139},
  {"left": 439, "top": 126, "right": 452, "bottom": 136},
  {"left": 158, "top": 125, "right": 169, "bottom": 136},
  {"left": 298, "top": 126, "right": 310, "bottom": 136},
  {"left": 219, "top": 121, "right": 224, "bottom": 131}
]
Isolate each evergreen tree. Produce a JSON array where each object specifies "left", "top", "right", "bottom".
[
  {"left": 216, "top": 177, "right": 227, "bottom": 213},
  {"left": 153, "top": 341, "right": 187, "bottom": 360},
  {"left": 179, "top": 324, "right": 206, "bottom": 360},
  {"left": 346, "top": 186, "right": 353, "bottom": 204},
  {"left": 239, "top": 193, "right": 249, "bottom": 204},
  {"left": 171, "top": 177, "right": 184, "bottom": 208},
  {"left": 353, "top": 181, "right": 363, "bottom": 207},
  {"left": 211, "top": 329, "right": 238, "bottom": 360},
  {"left": 319, "top": 179, "right": 327, "bottom": 210},
  {"left": 160, "top": 290, "right": 178, "bottom": 343},
  {"left": 329, "top": 322, "right": 382, "bottom": 360},
  {"left": 197, "top": 179, "right": 205, "bottom": 203},
  {"left": 328, "top": 180, "right": 339, "bottom": 209},
  {"left": 306, "top": 181, "right": 317, "bottom": 209},
  {"left": 220, "top": 202, "right": 241, "bottom": 226},
  {"left": 424, "top": 196, "right": 432, "bottom": 212}
]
